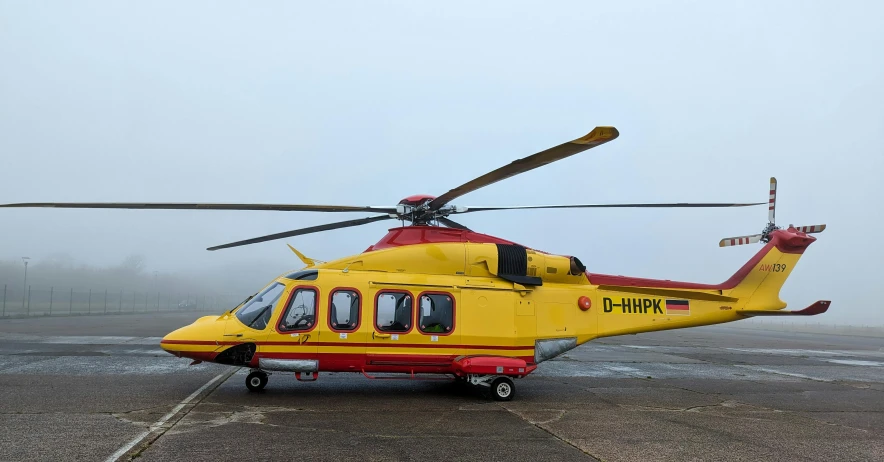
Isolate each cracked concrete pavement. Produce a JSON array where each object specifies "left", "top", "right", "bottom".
[{"left": 1, "top": 313, "right": 882, "bottom": 461}]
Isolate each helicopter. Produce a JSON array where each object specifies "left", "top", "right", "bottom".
[{"left": 0, "top": 126, "right": 829, "bottom": 401}]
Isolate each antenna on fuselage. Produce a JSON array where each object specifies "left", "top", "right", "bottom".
[{"left": 287, "top": 244, "right": 325, "bottom": 267}]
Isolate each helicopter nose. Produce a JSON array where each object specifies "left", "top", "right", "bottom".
[
  {"left": 159, "top": 325, "right": 191, "bottom": 357},
  {"left": 160, "top": 315, "right": 225, "bottom": 362}
]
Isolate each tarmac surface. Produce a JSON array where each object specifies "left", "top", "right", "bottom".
[{"left": 1, "top": 313, "right": 882, "bottom": 462}]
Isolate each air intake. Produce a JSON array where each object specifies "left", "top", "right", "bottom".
[{"left": 495, "top": 244, "right": 542, "bottom": 286}]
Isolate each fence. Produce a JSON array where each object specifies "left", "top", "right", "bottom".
[{"left": 0, "top": 284, "right": 242, "bottom": 318}]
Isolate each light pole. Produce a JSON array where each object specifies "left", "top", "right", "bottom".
[{"left": 21, "top": 257, "right": 30, "bottom": 310}]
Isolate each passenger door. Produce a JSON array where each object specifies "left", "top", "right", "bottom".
[
  {"left": 366, "top": 289, "right": 415, "bottom": 368},
  {"left": 366, "top": 288, "right": 461, "bottom": 370},
  {"left": 263, "top": 284, "right": 320, "bottom": 360}
]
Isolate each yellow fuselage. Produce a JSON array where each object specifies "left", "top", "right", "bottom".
[{"left": 161, "top": 229, "right": 811, "bottom": 375}]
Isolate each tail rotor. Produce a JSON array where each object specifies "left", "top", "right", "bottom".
[{"left": 719, "top": 177, "right": 826, "bottom": 247}]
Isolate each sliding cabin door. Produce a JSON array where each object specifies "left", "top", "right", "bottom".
[{"left": 366, "top": 287, "right": 461, "bottom": 373}]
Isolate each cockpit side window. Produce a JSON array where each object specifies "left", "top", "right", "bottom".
[
  {"left": 277, "top": 286, "right": 318, "bottom": 333},
  {"left": 235, "top": 282, "right": 286, "bottom": 330},
  {"left": 329, "top": 289, "right": 361, "bottom": 332},
  {"left": 375, "top": 291, "right": 413, "bottom": 333}
]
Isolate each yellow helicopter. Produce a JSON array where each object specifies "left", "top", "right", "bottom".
[{"left": 1, "top": 127, "right": 829, "bottom": 401}]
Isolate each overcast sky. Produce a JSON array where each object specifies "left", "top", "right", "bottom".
[{"left": 1, "top": 1, "right": 882, "bottom": 324}]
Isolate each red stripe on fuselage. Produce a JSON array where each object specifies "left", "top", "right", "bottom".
[
  {"left": 161, "top": 339, "right": 534, "bottom": 351},
  {"left": 255, "top": 351, "right": 536, "bottom": 373}
]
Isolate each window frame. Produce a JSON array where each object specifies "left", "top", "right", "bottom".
[
  {"left": 275, "top": 285, "right": 320, "bottom": 334},
  {"left": 374, "top": 289, "right": 415, "bottom": 334},
  {"left": 234, "top": 282, "right": 287, "bottom": 331},
  {"left": 284, "top": 269, "right": 318, "bottom": 281},
  {"left": 327, "top": 287, "right": 363, "bottom": 333},
  {"left": 416, "top": 291, "right": 456, "bottom": 336}
]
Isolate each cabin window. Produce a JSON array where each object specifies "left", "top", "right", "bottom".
[
  {"left": 235, "top": 282, "right": 286, "bottom": 330},
  {"left": 375, "top": 291, "right": 413, "bottom": 333},
  {"left": 278, "top": 287, "right": 318, "bottom": 332},
  {"left": 418, "top": 292, "right": 455, "bottom": 335},
  {"left": 329, "top": 289, "right": 361, "bottom": 332}
]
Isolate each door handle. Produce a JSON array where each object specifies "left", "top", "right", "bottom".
[
  {"left": 223, "top": 334, "right": 243, "bottom": 337},
  {"left": 372, "top": 332, "right": 391, "bottom": 339}
]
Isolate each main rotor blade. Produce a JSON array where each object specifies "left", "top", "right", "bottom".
[
  {"left": 436, "top": 216, "right": 471, "bottom": 231},
  {"left": 768, "top": 177, "right": 777, "bottom": 224},
  {"left": 456, "top": 202, "right": 764, "bottom": 213},
  {"left": 0, "top": 202, "right": 398, "bottom": 213},
  {"left": 207, "top": 215, "right": 393, "bottom": 251},
  {"left": 427, "top": 126, "right": 619, "bottom": 210}
]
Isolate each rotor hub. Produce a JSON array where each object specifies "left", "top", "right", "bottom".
[
  {"left": 760, "top": 222, "right": 780, "bottom": 243},
  {"left": 395, "top": 195, "right": 463, "bottom": 226}
]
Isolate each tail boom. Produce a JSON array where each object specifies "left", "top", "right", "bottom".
[{"left": 588, "top": 227, "right": 824, "bottom": 338}]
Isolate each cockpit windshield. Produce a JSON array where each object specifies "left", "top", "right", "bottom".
[{"left": 234, "top": 282, "right": 286, "bottom": 330}]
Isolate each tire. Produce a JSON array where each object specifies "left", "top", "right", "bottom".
[
  {"left": 491, "top": 377, "right": 515, "bottom": 401},
  {"left": 246, "top": 371, "right": 268, "bottom": 392}
]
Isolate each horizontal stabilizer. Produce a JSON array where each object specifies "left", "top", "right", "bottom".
[{"left": 739, "top": 300, "right": 830, "bottom": 317}]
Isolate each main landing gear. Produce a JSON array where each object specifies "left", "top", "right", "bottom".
[
  {"left": 491, "top": 377, "right": 515, "bottom": 401},
  {"left": 465, "top": 374, "right": 516, "bottom": 401},
  {"left": 246, "top": 370, "right": 268, "bottom": 392}
]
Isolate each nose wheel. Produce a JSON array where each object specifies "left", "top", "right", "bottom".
[{"left": 246, "top": 370, "right": 268, "bottom": 392}]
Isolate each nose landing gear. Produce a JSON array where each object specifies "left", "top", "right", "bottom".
[{"left": 246, "top": 370, "right": 268, "bottom": 392}]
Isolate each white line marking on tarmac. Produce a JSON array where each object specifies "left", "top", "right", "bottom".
[
  {"left": 826, "top": 359, "right": 884, "bottom": 367},
  {"left": 103, "top": 371, "right": 228, "bottom": 462},
  {"left": 736, "top": 365, "right": 831, "bottom": 382}
]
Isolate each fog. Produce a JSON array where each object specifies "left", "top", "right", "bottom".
[{"left": 1, "top": 2, "right": 882, "bottom": 324}]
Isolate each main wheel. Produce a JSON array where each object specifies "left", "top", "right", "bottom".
[
  {"left": 246, "top": 371, "right": 268, "bottom": 392},
  {"left": 491, "top": 377, "right": 515, "bottom": 401}
]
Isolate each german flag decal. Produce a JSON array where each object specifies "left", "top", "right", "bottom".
[{"left": 665, "top": 299, "right": 690, "bottom": 315}]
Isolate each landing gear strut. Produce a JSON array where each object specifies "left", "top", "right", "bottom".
[
  {"left": 246, "top": 370, "right": 268, "bottom": 392},
  {"left": 464, "top": 374, "right": 517, "bottom": 401}
]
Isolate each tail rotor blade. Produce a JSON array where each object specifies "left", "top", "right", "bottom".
[
  {"left": 719, "top": 234, "right": 762, "bottom": 247},
  {"left": 793, "top": 224, "right": 826, "bottom": 234},
  {"left": 768, "top": 177, "right": 777, "bottom": 224}
]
